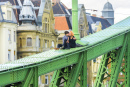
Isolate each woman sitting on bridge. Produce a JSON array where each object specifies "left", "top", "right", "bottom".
[{"left": 69, "top": 31, "right": 76, "bottom": 48}]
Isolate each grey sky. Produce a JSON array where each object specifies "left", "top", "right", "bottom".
[{"left": 61, "top": 0, "right": 130, "bottom": 23}]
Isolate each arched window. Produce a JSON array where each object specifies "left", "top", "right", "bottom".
[
  {"left": 27, "top": 37, "right": 32, "bottom": 46},
  {"left": 20, "top": 38, "right": 22, "bottom": 47},
  {"left": 45, "top": 40, "right": 48, "bottom": 48},
  {"left": 39, "top": 39, "right": 41, "bottom": 47}
]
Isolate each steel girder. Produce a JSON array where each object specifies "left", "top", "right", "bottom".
[
  {"left": 0, "top": 33, "right": 125, "bottom": 86},
  {"left": 22, "top": 67, "right": 38, "bottom": 87},
  {"left": 94, "top": 33, "right": 130, "bottom": 87},
  {"left": 50, "top": 52, "right": 87, "bottom": 87},
  {"left": 125, "top": 33, "right": 130, "bottom": 87}
]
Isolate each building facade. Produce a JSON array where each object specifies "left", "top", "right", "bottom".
[
  {"left": 16, "top": 0, "right": 59, "bottom": 86},
  {"left": 0, "top": 1, "right": 17, "bottom": 64}
]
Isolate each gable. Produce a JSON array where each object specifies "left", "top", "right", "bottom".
[{"left": 44, "top": 0, "right": 49, "bottom": 9}]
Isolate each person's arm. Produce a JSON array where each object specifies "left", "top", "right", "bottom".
[
  {"left": 73, "top": 36, "right": 76, "bottom": 40},
  {"left": 67, "top": 37, "right": 69, "bottom": 43}
]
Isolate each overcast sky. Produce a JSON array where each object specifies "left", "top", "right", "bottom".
[{"left": 61, "top": 0, "right": 130, "bottom": 24}]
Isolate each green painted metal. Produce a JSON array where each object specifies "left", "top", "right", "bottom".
[
  {"left": 94, "top": 53, "right": 110, "bottom": 87},
  {"left": 80, "top": 51, "right": 87, "bottom": 87},
  {"left": 50, "top": 52, "right": 85, "bottom": 87},
  {"left": 108, "top": 34, "right": 127, "bottom": 87},
  {"left": 72, "top": 0, "right": 80, "bottom": 40},
  {"left": 66, "top": 52, "right": 84, "bottom": 87},
  {"left": 125, "top": 32, "right": 130, "bottom": 87},
  {"left": 94, "top": 33, "right": 130, "bottom": 87},
  {"left": 50, "top": 70, "right": 61, "bottom": 87},
  {"left": 22, "top": 68, "right": 34, "bottom": 87},
  {"left": 0, "top": 17, "right": 130, "bottom": 86},
  {"left": 33, "top": 67, "right": 38, "bottom": 87}
]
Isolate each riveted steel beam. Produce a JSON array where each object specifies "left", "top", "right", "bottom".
[
  {"left": 22, "top": 68, "right": 34, "bottom": 87},
  {"left": 66, "top": 52, "right": 84, "bottom": 87},
  {"left": 108, "top": 34, "right": 128, "bottom": 87},
  {"left": 94, "top": 53, "right": 110, "bottom": 87},
  {"left": 125, "top": 33, "right": 130, "bottom": 87},
  {"left": 80, "top": 51, "right": 87, "bottom": 87}
]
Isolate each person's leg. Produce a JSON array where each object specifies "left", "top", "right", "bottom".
[
  {"left": 67, "top": 43, "right": 70, "bottom": 49},
  {"left": 63, "top": 39, "right": 67, "bottom": 49}
]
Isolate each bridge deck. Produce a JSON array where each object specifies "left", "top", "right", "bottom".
[
  {"left": 0, "top": 17, "right": 130, "bottom": 81},
  {"left": 0, "top": 17, "right": 130, "bottom": 73}
]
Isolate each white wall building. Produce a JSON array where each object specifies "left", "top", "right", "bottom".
[{"left": 0, "top": 1, "right": 17, "bottom": 64}]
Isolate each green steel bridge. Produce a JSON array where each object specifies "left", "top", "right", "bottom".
[{"left": 0, "top": 0, "right": 130, "bottom": 87}]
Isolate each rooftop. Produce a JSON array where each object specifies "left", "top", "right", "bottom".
[
  {"left": 103, "top": 2, "right": 114, "bottom": 11},
  {"left": 55, "top": 16, "right": 71, "bottom": 31}
]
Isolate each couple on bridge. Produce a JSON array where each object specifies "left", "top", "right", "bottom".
[{"left": 63, "top": 31, "right": 76, "bottom": 49}]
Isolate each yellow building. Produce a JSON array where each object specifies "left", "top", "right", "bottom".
[
  {"left": 37, "top": 0, "right": 59, "bottom": 86},
  {"left": 0, "top": 1, "right": 17, "bottom": 64},
  {"left": 17, "top": 0, "right": 58, "bottom": 59},
  {"left": 16, "top": 0, "right": 59, "bottom": 86}
]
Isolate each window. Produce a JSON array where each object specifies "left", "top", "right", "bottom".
[
  {"left": 39, "top": 39, "right": 40, "bottom": 47},
  {"left": 45, "top": 18, "right": 47, "bottom": 22},
  {"left": 14, "top": 51, "right": 15, "bottom": 60},
  {"left": 120, "top": 67, "right": 123, "bottom": 75},
  {"left": 27, "top": 37, "right": 32, "bottom": 46},
  {"left": 20, "top": 38, "right": 22, "bottom": 47},
  {"left": 45, "top": 24, "right": 47, "bottom": 33},
  {"left": 8, "top": 50, "right": 11, "bottom": 61},
  {"left": 120, "top": 72, "right": 123, "bottom": 75},
  {"left": 93, "top": 59, "right": 96, "bottom": 63},
  {"left": 45, "top": 40, "right": 48, "bottom": 48},
  {"left": 120, "top": 81, "right": 123, "bottom": 84},
  {"left": 8, "top": 30, "right": 11, "bottom": 41},
  {"left": 107, "top": 67, "right": 108, "bottom": 73},
  {"left": 52, "top": 41, "right": 54, "bottom": 48},
  {"left": 45, "top": 75, "right": 48, "bottom": 85},
  {"left": 38, "top": 76, "right": 41, "bottom": 84},
  {"left": 44, "top": 18, "right": 48, "bottom": 33},
  {"left": 14, "top": 31, "right": 16, "bottom": 42}
]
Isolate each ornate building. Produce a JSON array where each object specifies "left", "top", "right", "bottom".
[
  {"left": 16, "top": 0, "right": 59, "bottom": 86},
  {"left": 17, "top": 0, "right": 58, "bottom": 60},
  {"left": 0, "top": 1, "right": 17, "bottom": 64},
  {"left": 102, "top": 1, "right": 114, "bottom": 25}
]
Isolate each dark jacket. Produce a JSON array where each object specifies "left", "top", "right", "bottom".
[{"left": 69, "top": 36, "right": 76, "bottom": 48}]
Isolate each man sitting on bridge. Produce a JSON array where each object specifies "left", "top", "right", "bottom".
[{"left": 63, "top": 31, "right": 70, "bottom": 49}]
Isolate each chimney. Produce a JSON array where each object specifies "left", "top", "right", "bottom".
[
  {"left": 100, "top": 16, "right": 104, "bottom": 19},
  {"left": 92, "top": 14, "right": 97, "bottom": 17},
  {"left": 52, "top": 0, "right": 60, "bottom": 5}
]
